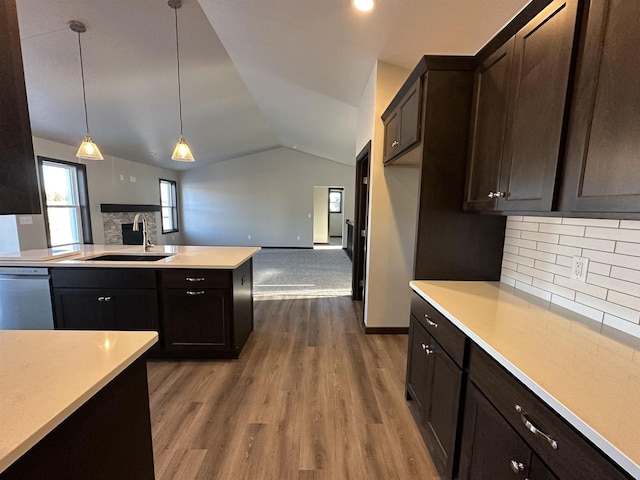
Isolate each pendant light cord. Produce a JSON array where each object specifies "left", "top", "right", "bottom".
[
  {"left": 77, "top": 31, "right": 90, "bottom": 137},
  {"left": 174, "top": 6, "right": 184, "bottom": 138}
]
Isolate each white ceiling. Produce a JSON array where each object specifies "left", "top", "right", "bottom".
[{"left": 16, "top": 0, "right": 530, "bottom": 171}]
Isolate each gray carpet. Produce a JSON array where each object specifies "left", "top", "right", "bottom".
[{"left": 253, "top": 248, "right": 352, "bottom": 297}]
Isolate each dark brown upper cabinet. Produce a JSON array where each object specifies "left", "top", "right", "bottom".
[
  {"left": 559, "top": 1, "right": 640, "bottom": 213},
  {"left": 382, "top": 77, "right": 421, "bottom": 165},
  {"left": 464, "top": 0, "right": 579, "bottom": 212},
  {"left": 0, "top": 0, "right": 41, "bottom": 215}
]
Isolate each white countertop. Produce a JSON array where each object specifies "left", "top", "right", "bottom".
[
  {"left": 410, "top": 281, "right": 640, "bottom": 479},
  {"left": 0, "top": 330, "right": 157, "bottom": 474},
  {"left": 0, "top": 245, "right": 261, "bottom": 269}
]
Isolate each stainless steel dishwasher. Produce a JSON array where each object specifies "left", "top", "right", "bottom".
[{"left": 0, "top": 267, "right": 54, "bottom": 329}]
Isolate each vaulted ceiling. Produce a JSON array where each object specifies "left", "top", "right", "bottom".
[{"left": 16, "top": 0, "right": 530, "bottom": 171}]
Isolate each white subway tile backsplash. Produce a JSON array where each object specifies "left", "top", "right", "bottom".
[
  {"left": 532, "top": 278, "right": 575, "bottom": 300},
  {"left": 517, "top": 265, "right": 555, "bottom": 283},
  {"left": 586, "top": 273, "right": 640, "bottom": 298},
  {"left": 539, "top": 223, "right": 586, "bottom": 236},
  {"left": 551, "top": 295, "right": 604, "bottom": 322},
  {"left": 521, "top": 231, "right": 560, "bottom": 244},
  {"left": 603, "top": 314, "right": 640, "bottom": 338},
  {"left": 501, "top": 216, "right": 640, "bottom": 339},
  {"left": 502, "top": 268, "right": 533, "bottom": 285},
  {"left": 503, "top": 244, "right": 519, "bottom": 255},
  {"left": 509, "top": 216, "right": 524, "bottom": 222},
  {"left": 506, "top": 220, "right": 539, "bottom": 231},
  {"left": 516, "top": 281, "right": 552, "bottom": 301},
  {"left": 536, "top": 242, "right": 582, "bottom": 257},
  {"left": 559, "top": 236, "right": 616, "bottom": 252},
  {"left": 504, "top": 236, "right": 537, "bottom": 249},
  {"left": 503, "top": 252, "right": 535, "bottom": 268},
  {"left": 585, "top": 227, "right": 640, "bottom": 243},
  {"left": 610, "top": 266, "right": 640, "bottom": 284},
  {"left": 607, "top": 290, "right": 640, "bottom": 311},
  {"left": 554, "top": 275, "right": 608, "bottom": 299},
  {"left": 518, "top": 248, "right": 556, "bottom": 263},
  {"left": 619, "top": 220, "right": 640, "bottom": 230},
  {"left": 561, "top": 218, "right": 620, "bottom": 228},
  {"left": 575, "top": 293, "right": 640, "bottom": 323},
  {"left": 588, "top": 262, "right": 611, "bottom": 276},
  {"left": 534, "top": 259, "right": 571, "bottom": 278},
  {"left": 615, "top": 241, "right": 640, "bottom": 257}
]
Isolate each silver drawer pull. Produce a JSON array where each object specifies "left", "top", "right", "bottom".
[
  {"left": 510, "top": 460, "right": 525, "bottom": 473},
  {"left": 515, "top": 404, "right": 558, "bottom": 449},
  {"left": 391, "top": 140, "right": 399, "bottom": 147},
  {"left": 186, "top": 290, "right": 205, "bottom": 296},
  {"left": 424, "top": 314, "right": 438, "bottom": 328},
  {"left": 98, "top": 296, "right": 104, "bottom": 302},
  {"left": 420, "top": 343, "right": 434, "bottom": 355},
  {"left": 186, "top": 277, "right": 205, "bottom": 282},
  {"left": 104, "top": 296, "right": 111, "bottom": 302}
]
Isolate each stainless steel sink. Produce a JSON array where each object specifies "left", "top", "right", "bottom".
[{"left": 82, "top": 254, "right": 172, "bottom": 262}]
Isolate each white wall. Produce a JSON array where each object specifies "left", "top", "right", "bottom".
[
  {"left": 360, "top": 61, "right": 419, "bottom": 329},
  {"left": 356, "top": 65, "right": 376, "bottom": 156},
  {"left": 313, "top": 186, "right": 329, "bottom": 244},
  {"left": 502, "top": 216, "right": 640, "bottom": 340},
  {"left": 180, "top": 147, "right": 355, "bottom": 248},
  {"left": 5, "top": 137, "right": 182, "bottom": 250}
]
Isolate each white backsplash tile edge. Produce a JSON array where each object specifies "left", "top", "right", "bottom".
[{"left": 501, "top": 216, "right": 640, "bottom": 340}]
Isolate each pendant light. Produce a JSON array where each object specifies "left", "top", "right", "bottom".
[
  {"left": 168, "top": 0, "right": 195, "bottom": 162},
  {"left": 69, "top": 20, "right": 104, "bottom": 161}
]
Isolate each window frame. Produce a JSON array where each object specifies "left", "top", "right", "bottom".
[
  {"left": 328, "top": 188, "right": 343, "bottom": 214},
  {"left": 37, "top": 156, "right": 93, "bottom": 247},
  {"left": 159, "top": 178, "right": 179, "bottom": 234}
]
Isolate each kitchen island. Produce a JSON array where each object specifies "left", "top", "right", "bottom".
[
  {"left": 0, "top": 245, "right": 261, "bottom": 358},
  {"left": 0, "top": 330, "right": 157, "bottom": 479},
  {"left": 409, "top": 281, "right": 639, "bottom": 480}
]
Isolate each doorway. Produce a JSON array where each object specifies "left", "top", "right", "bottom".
[
  {"left": 313, "top": 186, "right": 344, "bottom": 249},
  {"left": 352, "top": 141, "right": 370, "bottom": 302}
]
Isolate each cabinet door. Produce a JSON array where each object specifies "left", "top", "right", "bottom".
[
  {"left": 458, "top": 383, "right": 532, "bottom": 480},
  {"left": 406, "top": 316, "right": 431, "bottom": 413},
  {"left": 109, "top": 289, "right": 159, "bottom": 332},
  {"left": 0, "top": 0, "right": 41, "bottom": 215},
  {"left": 424, "top": 339, "right": 463, "bottom": 477},
  {"left": 162, "top": 289, "right": 230, "bottom": 350},
  {"left": 529, "top": 455, "right": 558, "bottom": 480},
  {"left": 560, "top": 1, "right": 640, "bottom": 212},
  {"left": 464, "top": 39, "right": 515, "bottom": 211},
  {"left": 53, "top": 289, "right": 108, "bottom": 330},
  {"left": 398, "top": 78, "right": 421, "bottom": 152},
  {"left": 498, "top": 0, "right": 578, "bottom": 211},
  {"left": 383, "top": 109, "right": 400, "bottom": 164}
]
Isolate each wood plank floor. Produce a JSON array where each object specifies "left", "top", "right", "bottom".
[{"left": 147, "top": 296, "right": 440, "bottom": 480}]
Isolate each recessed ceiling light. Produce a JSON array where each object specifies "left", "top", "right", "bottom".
[{"left": 353, "top": 0, "right": 374, "bottom": 12}]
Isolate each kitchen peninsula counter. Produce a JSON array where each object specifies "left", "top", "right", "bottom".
[
  {"left": 0, "top": 330, "right": 157, "bottom": 478},
  {"left": 410, "top": 280, "right": 640, "bottom": 479}
]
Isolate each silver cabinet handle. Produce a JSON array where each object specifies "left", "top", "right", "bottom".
[
  {"left": 488, "top": 191, "right": 505, "bottom": 198},
  {"left": 98, "top": 296, "right": 104, "bottom": 302},
  {"left": 391, "top": 140, "right": 399, "bottom": 147},
  {"left": 186, "top": 277, "right": 205, "bottom": 282},
  {"left": 421, "top": 343, "right": 434, "bottom": 355},
  {"left": 424, "top": 314, "right": 438, "bottom": 328},
  {"left": 186, "top": 290, "right": 205, "bottom": 296},
  {"left": 510, "top": 460, "right": 525, "bottom": 473},
  {"left": 515, "top": 404, "right": 558, "bottom": 449},
  {"left": 104, "top": 296, "right": 111, "bottom": 302}
]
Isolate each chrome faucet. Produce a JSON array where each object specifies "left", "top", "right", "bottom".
[{"left": 132, "top": 213, "right": 153, "bottom": 251}]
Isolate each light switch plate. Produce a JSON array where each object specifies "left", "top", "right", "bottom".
[{"left": 19, "top": 216, "right": 33, "bottom": 225}]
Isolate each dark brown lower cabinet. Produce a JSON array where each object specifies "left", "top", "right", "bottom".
[
  {"left": 161, "top": 288, "right": 230, "bottom": 351},
  {"left": 406, "top": 316, "right": 462, "bottom": 477}
]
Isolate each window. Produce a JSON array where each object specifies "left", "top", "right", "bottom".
[
  {"left": 329, "top": 188, "right": 343, "bottom": 213},
  {"left": 38, "top": 157, "right": 92, "bottom": 247},
  {"left": 160, "top": 179, "right": 179, "bottom": 233}
]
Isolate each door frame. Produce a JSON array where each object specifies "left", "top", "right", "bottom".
[{"left": 352, "top": 141, "right": 370, "bottom": 303}]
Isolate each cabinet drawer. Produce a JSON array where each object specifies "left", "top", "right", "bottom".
[
  {"left": 468, "top": 344, "right": 631, "bottom": 480},
  {"left": 51, "top": 268, "right": 157, "bottom": 289},
  {"left": 410, "top": 292, "right": 466, "bottom": 367},
  {"left": 159, "top": 269, "right": 230, "bottom": 289}
]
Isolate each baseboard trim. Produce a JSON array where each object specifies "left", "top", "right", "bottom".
[{"left": 363, "top": 327, "right": 409, "bottom": 334}]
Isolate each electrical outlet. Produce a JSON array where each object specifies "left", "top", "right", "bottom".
[
  {"left": 570, "top": 256, "right": 589, "bottom": 282},
  {"left": 119, "top": 174, "right": 124, "bottom": 181},
  {"left": 247, "top": 234, "right": 252, "bottom": 240},
  {"left": 19, "top": 216, "right": 33, "bottom": 225},
  {"left": 297, "top": 235, "right": 301, "bottom": 241},
  {"left": 308, "top": 213, "right": 312, "bottom": 218}
]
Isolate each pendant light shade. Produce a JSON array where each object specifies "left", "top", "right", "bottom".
[
  {"left": 69, "top": 20, "right": 103, "bottom": 160},
  {"left": 169, "top": 0, "right": 195, "bottom": 162}
]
